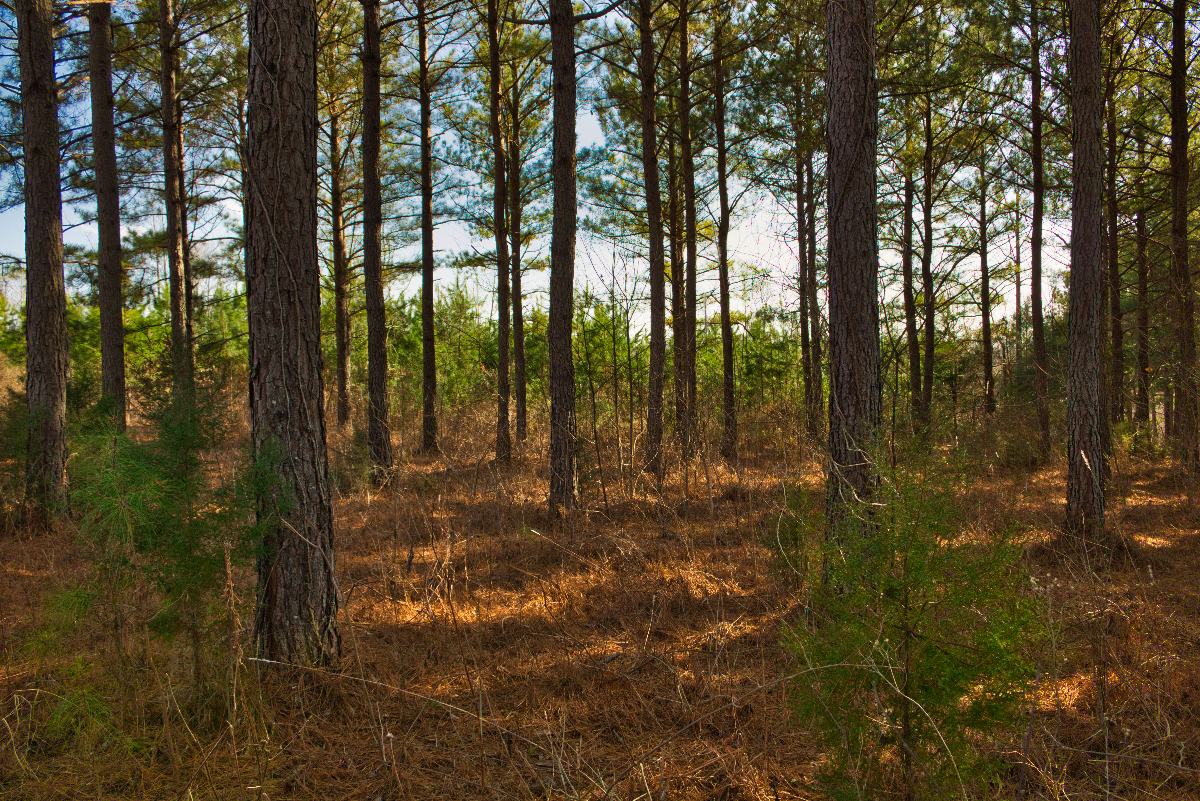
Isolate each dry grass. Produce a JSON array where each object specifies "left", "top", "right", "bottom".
[{"left": 2, "top": 405, "right": 1199, "bottom": 800}]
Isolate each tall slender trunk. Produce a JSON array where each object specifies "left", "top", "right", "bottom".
[
  {"left": 901, "top": 169, "right": 921, "bottom": 426},
  {"left": 668, "top": 134, "right": 686, "bottom": 447},
  {"left": 980, "top": 162, "right": 994, "bottom": 415},
  {"left": 825, "top": 0, "right": 881, "bottom": 531},
  {"left": 678, "top": 0, "right": 698, "bottom": 456},
  {"left": 806, "top": 155, "right": 823, "bottom": 426},
  {"left": 714, "top": 21, "right": 736, "bottom": 462},
  {"left": 418, "top": 0, "right": 438, "bottom": 452},
  {"left": 361, "top": 0, "right": 394, "bottom": 475},
  {"left": 1031, "top": 0, "right": 1051, "bottom": 455},
  {"left": 547, "top": 0, "right": 578, "bottom": 512},
  {"left": 919, "top": 98, "right": 935, "bottom": 427},
  {"left": 487, "top": 0, "right": 511, "bottom": 461},
  {"left": 329, "top": 112, "right": 351, "bottom": 427},
  {"left": 89, "top": 1, "right": 126, "bottom": 430},
  {"left": 1065, "top": 0, "right": 1106, "bottom": 546},
  {"left": 160, "top": 0, "right": 191, "bottom": 399},
  {"left": 18, "top": 0, "right": 68, "bottom": 518},
  {"left": 1106, "top": 100, "right": 1123, "bottom": 423},
  {"left": 797, "top": 151, "right": 814, "bottom": 436},
  {"left": 1169, "top": 0, "right": 1197, "bottom": 466},
  {"left": 638, "top": 0, "right": 667, "bottom": 477},
  {"left": 246, "top": 0, "right": 339, "bottom": 665},
  {"left": 1135, "top": 205, "right": 1150, "bottom": 424},
  {"left": 509, "top": 81, "right": 527, "bottom": 442},
  {"left": 1014, "top": 209, "right": 1022, "bottom": 363}
]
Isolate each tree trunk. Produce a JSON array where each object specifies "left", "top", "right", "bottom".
[
  {"left": 1169, "top": 0, "right": 1197, "bottom": 466},
  {"left": 18, "top": 0, "right": 68, "bottom": 519},
  {"left": 919, "top": 98, "right": 935, "bottom": 428},
  {"left": 509, "top": 81, "right": 527, "bottom": 442},
  {"left": 714, "top": 21, "right": 736, "bottom": 463},
  {"left": 901, "top": 169, "right": 921, "bottom": 427},
  {"left": 246, "top": 0, "right": 339, "bottom": 665},
  {"left": 418, "top": 0, "right": 438, "bottom": 452},
  {"left": 980, "top": 162, "right": 994, "bottom": 415},
  {"left": 89, "top": 1, "right": 126, "bottom": 431},
  {"left": 797, "top": 151, "right": 814, "bottom": 437},
  {"left": 806, "top": 155, "right": 823, "bottom": 427},
  {"left": 487, "top": 0, "right": 511, "bottom": 462},
  {"left": 638, "top": 0, "right": 667, "bottom": 478},
  {"left": 361, "top": 0, "right": 394, "bottom": 476},
  {"left": 1065, "top": 0, "right": 1107, "bottom": 548},
  {"left": 825, "top": 0, "right": 881, "bottom": 531},
  {"left": 1106, "top": 100, "right": 1123, "bottom": 423},
  {"left": 329, "top": 112, "right": 351, "bottom": 427},
  {"left": 678, "top": 0, "right": 698, "bottom": 456},
  {"left": 1135, "top": 205, "right": 1150, "bottom": 424},
  {"left": 160, "top": 0, "right": 192, "bottom": 400},
  {"left": 1031, "top": 0, "right": 1051, "bottom": 456},
  {"left": 547, "top": 0, "right": 577, "bottom": 513},
  {"left": 668, "top": 134, "right": 686, "bottom": 450}
]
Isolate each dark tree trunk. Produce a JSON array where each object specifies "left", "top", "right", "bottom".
[
  {"left": 1014, "top": 209, "right": 1022, "bottom": 363},
  {"left": 246, "top": 0, "right": 339, "bottom": 665},
  {"left": 418, "top": 0, "right": 438, "bottom": 452},
  {"left": 714, "top": 21, "right": 736, "bottom": 463},
  {"left": 668, "top": 135, "right": 686, "bottom": 449},
  {"left": 89, "top": 1, "right": 126, "bottom": 431},
  {"left": 678, "top": 0, "right": 698, "bottom": 456},
  {"left": 919, "top": 98, "right": 935, "bottom": 428},
  {"left": 1065, "top": 0, "right": 1107, "bottom": 548},
  {"left": 806, "top": 155, "right": 823, "bottom": 427},
  {"left": 901, "top": 169, "right": 921, "bottom": 427},
  {"left": 1135, "top": 205, "right": 1150, "bottom": 424},
  {"left": 361, "top": 0, "right": 393, "bottom": 475},
  {"left": 329, "top": 112, "right": 352, "bottom": 427},
  {"left": 797, "top": 151, "right": 814, "bottom": 436},
  {"left": 825, "top": 0, "right": 881, "bottom": 530},
  {"left": 1106, "top": 101, "right": 1123, "bottom": 423},
  {"left": 160, "top": 0, "right": 192, "bottom": 399},
  {"left": 1169, "top": 0, "right": 1197, "bottom": 466},
  {"left": 18, "top": 0, "right": 68, "bottom": 519},
  {"left": 980, "top": 162, "right": 995, "bottom": 415},
  {"left": 509, "top": 81, "right": 527, "bottom": 442},
  {"left": 488, "top": 0, "right": 511, "bottom": 462},
  {"left": 1031, "top": 0, "right": 1051, "bottom": 456},
  {"left": 547, "top": 0, "right": 577, "bottom": 513},
  {"left": 638, "top": 0, "right": 667, "bottom": 477}
]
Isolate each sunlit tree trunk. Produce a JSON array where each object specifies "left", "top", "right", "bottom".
[
  {"left": 488, "top": 0, "right": 511, "bottom": 462},
  {"left": 160, "top": 0, "right": 192, "bottom": 399},
  {"left": 714, "top": 18, "right": 736, "bottom": 463},
  {"left": 418, "top": 0, "right": 439, "bottom": 452}
]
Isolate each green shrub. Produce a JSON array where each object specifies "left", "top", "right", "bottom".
[{"left": 782, "top": 466, "right": 1039, "bottom": 800}]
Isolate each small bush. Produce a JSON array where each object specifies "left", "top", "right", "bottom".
[{"left": 782, "top": 465, "right": 1040, "bottom": 800}]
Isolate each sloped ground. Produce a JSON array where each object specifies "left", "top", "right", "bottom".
[{"left": 2, "top": 417, "right": 1199, "bottom": 799}]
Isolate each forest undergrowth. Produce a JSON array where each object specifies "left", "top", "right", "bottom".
[{"left": 2, "top": 400, "right": 1199, "bottom": 800}]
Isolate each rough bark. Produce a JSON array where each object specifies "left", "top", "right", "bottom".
[
  {"left": 678, "top": 0, "right": 698, "bottom": 456},
  {"left": 89, "top": 1, "right": 126, "bottom": 431},
  {"left": 1065, "top": 0, "right": 1107, "bottom": 549},
  {"left": 980, "top": 163, "right": 994, "bottom": 415},
  {"left": 329, "top": 112, "right": 352, "bottom": 427},
  {"left": 1031, "top": 0, "right": 1051, "bottom": 456},
  {"left": 1106, "top": 101, "right": 1123, "bottom": 423},
  {"left": 714, "top": 20, "right": 736, "bottom": 463},
  {"left": 806, "top": 155, "right": 823, "bottom": 427},
  {"left": 547, "top": 0, "right": 577, "bottom": 512},
  {"left": 361, "top": 0, "right": 394, "bottom": 475},
  {"left": 901, "top": 169, "right": 921, "bottom": 426},
  {"left": 418, "top": 0, "right": 438, "bottom": 452},
  {"left": 1135, "top": 205, "right": 1150, "bottom": 424},
  {"left": 488, "top": 0, "right": 511, "bottom": 462},
  {"left": 509, "top": 80, "right": 527, "bottom": 442},
  {"left": 668, "top": 135, "right": 686, "bottom": 451},
  {"left": 638, "top": 0, "right": 667, "bottom": 477},
  {"left": 797, "top": 151, "right": 814, "bottom": 436},
  {"left": 825, "top": 0, "right": 881, "bottom": 531},
  {"left": 1169, "top": 0, "right": 1197, "bottom": 466},
  {"left": 919, "top": 98, "right": 935, "bottom": 428},
  {"left": 246, "top": 0, "right": 339, "bottom": 665},
  {"left": 18, "top": 0, "right": 68, "bottom": 519},
  {"left": 160, "top": 0, "right": 192, "bottom": 400}
]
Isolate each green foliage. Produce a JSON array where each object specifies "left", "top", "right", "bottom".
[{"left": 781, "top": 465, "right": 1040, "bottom": 800}]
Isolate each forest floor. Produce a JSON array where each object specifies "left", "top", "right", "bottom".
[{"left": 2, "top": 413, "right": 1200, "bottom": 800}]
